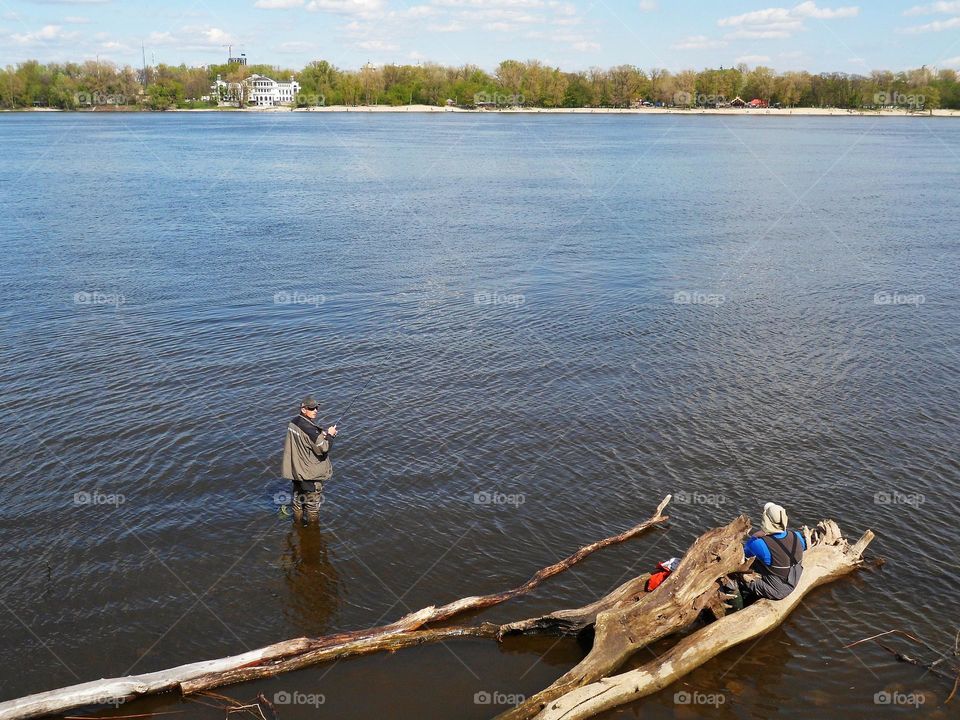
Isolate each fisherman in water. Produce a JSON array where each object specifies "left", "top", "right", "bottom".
[{"left": 281, "top": 396, "right": 338, "bottom": 525}]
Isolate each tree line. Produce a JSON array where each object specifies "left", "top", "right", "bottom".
[{"left": 1, "top": 58, "right": 957, "bottom": 110}]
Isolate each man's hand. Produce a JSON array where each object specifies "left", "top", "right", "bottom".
[{"left": 326, "top": 425, "right": 338, "bottom": 437}]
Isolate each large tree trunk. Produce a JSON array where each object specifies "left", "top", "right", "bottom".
[
  {"left": 534, "top": 523, "right": 875, "bottom": 720},
  {"left": 0, "top": 497, "right": 671, "bottom": 720},
  {"left": 496, "top": 515, "right": 752, "bottom": 720}
]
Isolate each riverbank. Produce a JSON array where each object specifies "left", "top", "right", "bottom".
[
  {"left": 4, "top": 104, "right": 959, "bottom": 116},
  {"left": 293, "top": 104, "right": 959, "bottom": 117}
]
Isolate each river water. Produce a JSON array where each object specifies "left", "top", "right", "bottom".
[{"left": 0, "top": 112, "right": 957, "bottom": 718}]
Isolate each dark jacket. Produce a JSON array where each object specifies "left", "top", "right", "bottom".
[
  {"left": 744, "top": 530, "right": 806, "bottom": 600},
  {"left": 281, "top": 415, "right": 333, "bottom": 482}
]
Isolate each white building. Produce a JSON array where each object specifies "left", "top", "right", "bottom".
[{"left": 245, "top": 74, "right": 300, "bottom": 107}]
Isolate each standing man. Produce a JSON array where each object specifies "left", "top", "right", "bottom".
[{"left": 281, "top": 395, "right": 338, "bottom": 525}]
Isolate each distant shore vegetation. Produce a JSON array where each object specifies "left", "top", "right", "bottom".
[{"left": 1, "top": 58, "right": 957, "bottom": 111}]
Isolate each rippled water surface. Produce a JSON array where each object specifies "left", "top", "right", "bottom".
[{"left": 1, "top": 112, "right": 958, "bottom": 719}]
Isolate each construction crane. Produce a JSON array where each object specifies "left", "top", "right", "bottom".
[{"left": 221, "top": 45, "right": 246, "bottom": 65}]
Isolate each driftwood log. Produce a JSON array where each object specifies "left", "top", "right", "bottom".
[
  {"left": 496, "top": 515, "right": 753, "bottom": 720},
  {"left": 0, "top": 497, "right": 672, "bottom": 720},
  {"left": 534, "top": 520, "right": 875, "bottom": 720},
  {"left": 0, "top": 501, "right": 875, "bottom": 720}
]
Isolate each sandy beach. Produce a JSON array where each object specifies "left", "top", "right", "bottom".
[{"left": 257, "top": 104, "right": 960, "bottom": 117}]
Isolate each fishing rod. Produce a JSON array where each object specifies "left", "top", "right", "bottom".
[
  {"left": 717, "top": 434, "right": 755, "bottom": 483},
  {"left": 333, "top": 373, "right": 376, "bottom": 427}
]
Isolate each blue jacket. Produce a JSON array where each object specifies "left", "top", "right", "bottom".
[{"left": 744, "top": 531, "right": 806, "bottom": 568}]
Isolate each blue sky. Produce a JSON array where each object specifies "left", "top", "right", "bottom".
[{"left": 3, "top": 0, "right": 960, "bottom": 72}]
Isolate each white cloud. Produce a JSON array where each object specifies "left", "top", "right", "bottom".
[
  {"left": 64, "top": 16, "right": 91, "bottom": 23},
  {"left": 357, "top": 38, "right": 397, "bottom": 50},
  {"left": 253, "top": 0, "right": 305, "bottom": 10},
  {"left": 25, "top": 0, "right": 109, "bottom": 4},
  {"left": 571, "top": 39, "right": 599, "bottom": 51},
  {"left": 306, "top": 0, "right": 385, "bottom": 16},
  {"left": 671, "top": 34, "right": 728, "bottom": 50},
  {"left": 201, "top": 27, "right": 233, "bottom": 44},
  {"left": 735, "top": 54, "right": 771, "bottom": 64},
  {"left": 792, "top": 1, "right": 858, "bottom": 18},
  {"left": 433, "top": 0, "right": 544, "bottom": 7},
  {"left": 404, "top": 5, "right": 437, "bottom": 16},
  {"left": 462, "top": 8, "right": 537, "bottom": 22},
  {"left": 941, "top": 55, "right": 960, "bottom": 67},
  {"left": 725, "top": 28, "right": 795, "bottom": 39},
  {"left": 146, "top": 27, "right": 236, "bottom": 51},
  {"left": 427, "top": 21, "right": 464, "bottom": 31},
  {"left": 719, "top": 2, "right": 858, "bottom": 40},
  {"left": 904, "top": 1, "right": 960, "bottom": 16},
  {"left": 10, "top": 24, "right": 77, "bottom": 45},
  {"left": 254, "top": 0, "right": 305, "bottom": 8},
  {"left": 638, "top": 0, "right": 658, "bottom": 11},
  {"left": 901, "top": 15, "right": 960, "bottom": 32}
]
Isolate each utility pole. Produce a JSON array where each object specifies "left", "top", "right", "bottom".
[{"left": 141, "top": 43, "right": 148, "bottom": 89}]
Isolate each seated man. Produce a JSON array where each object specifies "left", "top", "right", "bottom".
[{"left": 741, "top": 502, "right": 806, "bottom": 602}]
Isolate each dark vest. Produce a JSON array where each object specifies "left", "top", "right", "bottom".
[
  {"left": 292, "top": 415, "right": 328, "bottom": 461},
  {"left": 760, "top": 532, "right": 803, "bottom": 581}
]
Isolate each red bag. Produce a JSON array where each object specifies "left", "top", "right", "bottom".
[{"left": 646, "top": 569, "right": 671, "bottom": 591}]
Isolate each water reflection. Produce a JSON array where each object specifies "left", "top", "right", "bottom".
[{"left": 280, "top": 523, "right": 342, "bottom": 637}]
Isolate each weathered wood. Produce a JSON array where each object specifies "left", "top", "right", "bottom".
[
  {"left": 182, "top": 625, "right": 502, "bottom": 693},
  {"left": 534, "top": 524, "right": 875, "bottom": 720},
  {"left": 497, "top": 515, "right": 752, "bottom": 720},
  {"left": 496, "top": 574, "right": 652, "bottom": 639},
  {"left": 0, "top": 496, "right": 671, "bottom": 720},
  {"left": 0, "top": 639, "right": 315, "bottom": 720}
]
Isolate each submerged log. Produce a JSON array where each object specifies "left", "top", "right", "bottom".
[
  {"left": 535, "top": 523, "right": 875, "bottom": 720},
  {"left": 497, "top": 515, "right": 752, "bottom": 720},
  {"left": 0, "top": 497, "right": 671, "bottom": 720}
]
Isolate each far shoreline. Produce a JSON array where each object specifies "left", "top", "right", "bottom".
[{"left": 5, "top": 104, "right": 958, "bottom": 117}]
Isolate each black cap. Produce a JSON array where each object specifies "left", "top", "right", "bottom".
[{"left": 301, "top": 395, "right": 319, "bottom": 410}]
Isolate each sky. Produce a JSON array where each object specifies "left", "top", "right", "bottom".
[{"left": 2, "top": 0, "right": 960, "bottom": 73}]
